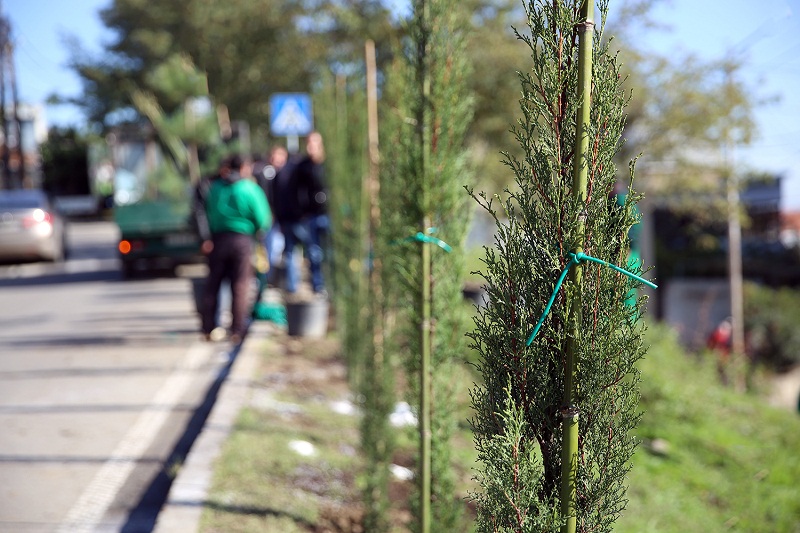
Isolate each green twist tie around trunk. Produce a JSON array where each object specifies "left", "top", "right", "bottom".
[
  {"left": 393, "top": 227, "right": 452, "bottom": 253},
  {"left": 525, "top": 252, "right": 657, "bottom": 346}
]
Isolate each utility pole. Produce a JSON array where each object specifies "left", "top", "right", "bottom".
[
  {"left": 724, "top": 61, "right": 746, "bottom": 388},
  {"left": 8, "top": 31, "right": 24, "bottom": 188},
  {"left": 0, "top": 4, "right": 10, "bottom": 189},
  {"left": 721, "top": 18, "right": 780, "bottom": 388},
  {"left": 0, "top": 3, "right": 24, "bottom": 189},
  {"left": 417, "top": 0, "right": 433, "bottom": 529}
]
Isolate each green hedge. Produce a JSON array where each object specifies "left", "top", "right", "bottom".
[{"left": 744, "top": 282, "right": 800, "bottom": 371}]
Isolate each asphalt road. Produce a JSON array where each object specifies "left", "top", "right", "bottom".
[{"left": 0, "top": 221, "right": 231, "bottom": 532}]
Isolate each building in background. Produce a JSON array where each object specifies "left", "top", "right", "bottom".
[{"left": 659, "top": 175, "right": 800, "bottom": 350}]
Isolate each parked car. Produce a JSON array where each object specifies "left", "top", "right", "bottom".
[{"left": 0, "top": 189, "right": 68, "bottom": 263}]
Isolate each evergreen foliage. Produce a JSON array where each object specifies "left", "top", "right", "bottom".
[
  {"left": 382, "top": 0, "right": 474, "bottom": 530},
  {"left": 128, "top": 54, "right": 218, "bottom": 184},
  {"left": 74, "top": 0, "right": 400, "bottom": 131},
  {"left": 468, "top": 1, "right": 648, "bottom": 531},
  {"left": 314, "top": 67, "right": 396, "bottom": 531},
  {"left": 314, "top": 70, "right": 370, "bottom": 388},
  {"left": 743, "top": 282, "right": 800, "bottom": 371}
]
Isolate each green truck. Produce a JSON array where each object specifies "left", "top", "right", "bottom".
[
  {"left": 90, "top": 131, "right": 204, "bottom": 278},
  {"left": 114, "top": 199, "right": 202, "bottom": 278}
]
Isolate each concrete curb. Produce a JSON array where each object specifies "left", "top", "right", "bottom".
[{"left": 153, "top": 321, "right": 273, "bottom": 533}]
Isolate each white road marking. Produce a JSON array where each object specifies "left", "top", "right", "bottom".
[{"left": 57, "top": 342, "right": 214, "bottom": 533}]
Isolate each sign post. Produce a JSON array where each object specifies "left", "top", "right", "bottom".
[{"left": 269, "top": 93, "right": 313, "bottom": 153}]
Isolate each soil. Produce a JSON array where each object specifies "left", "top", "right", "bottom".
[{"left": 250, "top": 333, "right": 418, "bottom": 532}]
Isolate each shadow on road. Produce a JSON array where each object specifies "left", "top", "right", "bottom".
[
  {"left": 0, "top": 263, "right": 190, "bottom": 288},
  {"left": 0, "top": 268, "right": 122, "bottom": 287},
  {"left": 120, "top": 341, "right": 243, "bottom": 533}
]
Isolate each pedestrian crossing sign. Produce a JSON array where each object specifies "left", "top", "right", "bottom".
[{"left": 269, "top": 93, "right": 313, "bottom": 136}]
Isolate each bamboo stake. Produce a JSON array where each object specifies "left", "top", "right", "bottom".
[
  {"left": 364, "top": 38, "right": 389, "bottom": 528},
  {"left": 420, "top": 224, "right": 432, "bottom": 533},
  {"left": 365, "top": 39, "right": 383, "bottom": 411},
  {"left": 561, "top": 2, "right": 594, "bottom": 532},
  {"left": 418, "top": 1, "right": 432, "bottom": 531},
  {"left": 366, "top": 42, "right": 382, "bottom": 373}
]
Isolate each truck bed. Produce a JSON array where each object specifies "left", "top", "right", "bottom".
[{"left": 114, "top": 200, "right": 203, "bottom": 277}]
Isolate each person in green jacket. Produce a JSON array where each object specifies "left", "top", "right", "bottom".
[{"left": 201, "top": 155, "right": 271, "bottom": 344}]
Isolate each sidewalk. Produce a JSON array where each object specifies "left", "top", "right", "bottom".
[{"left": 153, "top": 319, "right": 276, "bottom": 533}]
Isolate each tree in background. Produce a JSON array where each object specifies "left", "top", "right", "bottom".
[
  {"left": 129, "top": 54, "right": 220, "bottom": 182},
  {"left": 96, "top": 0, "right": 311, "bottom": 129},
  {"left": 61, "top": 0, "right": 762, "bottom": 203},
  {"left": 618, "top": 52, "right": 757, "bottom": 217},
  {"left": 40, "top": 127, "right": 91, "bottom": 196},
  {"left": 382, "top": 0, "right": 474, "bottom": 530},
  {"left": 468, "top": 1, "right": 647, "bottom": 530},
  {"left": 67, "top": 0, "right": 401, "bottom": 139},
  {"left": 461, "top": 0, "right": 528, "bottom": 195},
  {"left": 605, "top": 1, "right": 759, "bottom": 287}
]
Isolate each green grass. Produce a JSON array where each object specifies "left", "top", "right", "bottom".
[
  {"left": 200, "top": 337, "right": 365, "bottom": 533},
  {"left": 619, "top": 326, "right": 800, "bottom": 533},
  {"left": 464, "top": 244, "right": 488, "bottom": 283},
  {"left": 201, "top": 326, "right": 800, "bottom": 532}
]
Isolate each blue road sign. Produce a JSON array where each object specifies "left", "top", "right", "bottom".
[{"left": 269, "top": 93, "right": 313, "bottom": 137}]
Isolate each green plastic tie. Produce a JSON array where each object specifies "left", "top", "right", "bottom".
[
  {"left": 573, "top": 252, "right": 657, "bottom": 290},
  {"left": 393, "top": 227, "right": 452, "bottom": 253},
  {"left": 525, "top": 252, "right": 657, "bottom": 346}
]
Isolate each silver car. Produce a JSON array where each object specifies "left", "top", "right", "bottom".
[{"left": 0, "top": 189, "right": 67, "bottom": 263}]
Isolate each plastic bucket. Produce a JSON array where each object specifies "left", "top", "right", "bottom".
[{"left": 286, "top": 298, "right": 330, "bottom": 338}]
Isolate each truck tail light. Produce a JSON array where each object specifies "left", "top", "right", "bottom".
[{"left": 119, "top": 240, "right": 145, "bottom": 254}]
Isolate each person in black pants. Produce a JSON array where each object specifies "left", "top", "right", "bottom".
[{"left": 200, "top": 155, "right": 271, "bottom": 344}]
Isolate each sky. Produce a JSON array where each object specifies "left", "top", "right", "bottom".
[{"left": 4, "top": 0, "right": 800, "bottom": 210}]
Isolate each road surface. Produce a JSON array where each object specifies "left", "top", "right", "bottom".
[{"left": 0, "top": 221, "right": 229, "bottom": 532}]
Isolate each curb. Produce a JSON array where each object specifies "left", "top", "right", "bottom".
[{"left": 153, "top": 321, "right": 273, "bottom": 533}]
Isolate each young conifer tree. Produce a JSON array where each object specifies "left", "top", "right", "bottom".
[
  {"left": 314, "top": 71, "right": 370, "bottom": 389},
  {"left": 316, "top": 67, "right": 394, "bottom": 532},
  {"left": 382, "top": 0, "right": 474, "bottom": 530},
  {"left": 468, "top": 1, "right": 648, "bottom": 531}
]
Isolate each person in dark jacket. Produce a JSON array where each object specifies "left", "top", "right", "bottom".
[
  {"left": 276, "top": 131, "right": 328, "bottom": 295},
  {"left": 255, "top": 145, "right": 290, "bottom": 286},
  {"left": 200, "top": 155, "right": 271, "bottom": 343}
]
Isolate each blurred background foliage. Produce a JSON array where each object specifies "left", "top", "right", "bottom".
[
  {"left": 61, "top": 0, "right": 762, "bottom": 201},
  {"left": 744, "top": 281, "right": 800, "bottom": 371}
]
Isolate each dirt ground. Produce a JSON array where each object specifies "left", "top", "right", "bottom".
[{"left": 238, "top": 333, "right": 426, "bottom": 532}]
